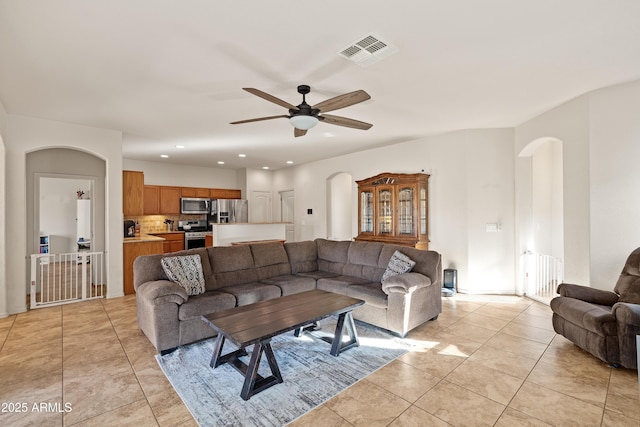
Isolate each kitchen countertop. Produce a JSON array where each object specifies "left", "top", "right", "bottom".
[
  {"left": 148, "top": 231, "right": 185, "bottom": 235},
  {"left": 123, "top": 234, "right": 166, "bottom": 243}
]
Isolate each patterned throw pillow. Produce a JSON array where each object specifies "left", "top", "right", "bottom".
[
  {"left": 382, "top": 250, "right": 416, "bottom": 283},
  {"left": 161, "top": 254, "right": 205, "bottom": 296}
]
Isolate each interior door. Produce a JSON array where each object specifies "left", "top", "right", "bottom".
[
  {"left": 251, "top": 190, "right": 272, "bottom": 223},
  {"left": 280, "top": 190, "right": 295, "bottom": 242}
]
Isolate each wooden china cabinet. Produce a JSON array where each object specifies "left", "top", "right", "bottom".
[{"left": 355, "top": 172, "right": 429, "bottom": 250}]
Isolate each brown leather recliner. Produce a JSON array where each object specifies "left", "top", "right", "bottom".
[{"left": 550, "top": 247, "right": 640, "bottom": 369}]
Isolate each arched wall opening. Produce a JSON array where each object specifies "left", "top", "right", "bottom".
[
  {"left": 25, "top": 148, "right": 106, "bottom": 297},
  {"left": 326, "top": 172, "right": 353, "bottom": 240},
  {"left": 517, "top": 137, "right": 564, "bottom": 299}
]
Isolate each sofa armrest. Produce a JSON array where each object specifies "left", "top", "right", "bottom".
[
  {"left": 613, "top": 302, "right": 640, "bottom": 326},
  {"left": 556, "top": 283, "right": 619, "bottom": 306},
  {"left": 137, "top": 280, "right": 188, "bottom": 305},
  {"left": 382, "top": 272, "right": 432, "bottom": 295},
  {"left": 612, "top": 302, "right": 640, "bottom": 369}
]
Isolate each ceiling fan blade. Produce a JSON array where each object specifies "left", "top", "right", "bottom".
[
  {"left": 320, "top": 114, "right": 373, "bottom": 130},
  {"left": 312, "top": 90, "right": 370, "bottom": 113},
  {"left": 230, "top": 115, "right": 289, "bottom": 125},
  {"left": 242, "top": 88, "right": 297, "bottom": 110},
  {"left": 294, "top": 128, "right": 307, "bottom": 138}
]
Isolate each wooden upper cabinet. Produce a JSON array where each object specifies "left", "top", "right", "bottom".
[
  {"left": 123, "top": 171, "right": 144, "bottom": 216},
  {"left": 160, "top": 186, "right": 181, "bottom": 214},
  {"left": 210, "top": 188, "right": 242, "bottom": 199},
  {"left": 143, "top": 185, "right": 160, "bottom": 215},
  {"left": 355, "top": 172, "right": 430, "bottom": 250},
  {"left": 181, "top": 187, "right": 210, "bottom": 198}
]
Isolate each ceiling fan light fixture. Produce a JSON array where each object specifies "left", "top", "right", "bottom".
[{"left": 289, "top": 115, "right": 319, "bottom": 130}]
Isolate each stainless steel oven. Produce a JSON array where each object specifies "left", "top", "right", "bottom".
[
  {"left": 178, "top": 219, "right": 209, "bottom": 249},
  {"left": 185, "top": 232, "right": 207, "bottom": 249}
]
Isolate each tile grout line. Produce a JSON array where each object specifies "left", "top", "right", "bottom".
[{"left": 99, "top": 298, "right": 162, "bottom": 427}]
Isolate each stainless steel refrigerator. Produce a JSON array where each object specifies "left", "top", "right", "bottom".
[{"left": 210, "top": 199, "right": 248, "bottom": 223}]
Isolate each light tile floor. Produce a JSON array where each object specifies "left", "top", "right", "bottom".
[{"left": 0, "top": 294, "right": 638, "bottom": 426}]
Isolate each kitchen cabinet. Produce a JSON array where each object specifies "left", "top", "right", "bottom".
[
  {"left": 205, "top": 234, "right": 213, "bottom": 247},
  {"left": 144, "top": 185, "right": 181, "bottom": 215},
  {"left": 160, "top": 187, "right": 181, "bottom": 214},
  {"left": 154, "top": 233, "right": 185, "bottom": 253},
  {"left": 210, "top": 188, "right": 242, "bottom": 199},
  {"left": 355, "top": 172, "right": 429, "bottom": 250},
  {"left": 123, "top": 170, "right": 144, "bottom": 216},
  {"left": 143, "top": 185, "right": 160, "bottom": 214},
  {"left": 182, "top": 187, "right": 210, "bottom": 198},
  {"left": 123, "top": 238, "right": 164, "bottom": 294}
]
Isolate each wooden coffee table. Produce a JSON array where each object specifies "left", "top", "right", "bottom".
[{"left": 201, "top": 289, "right": 365, "bottom": 400}]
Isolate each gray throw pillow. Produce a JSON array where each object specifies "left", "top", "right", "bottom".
[
  {"left": 161, "top": 254, "right": 205, "bottom": 296},
  {"left": 382, "top": 250, "right": 416, "bottom": 283}
]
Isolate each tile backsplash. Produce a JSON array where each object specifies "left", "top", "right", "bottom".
[{"left": 127, "top": 214, "right": 207, "bottom": 233}]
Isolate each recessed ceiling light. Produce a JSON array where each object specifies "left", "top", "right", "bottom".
[
  {"left": 286, "top": 161, "right": 293, "bottom": 164},
  {"left": 175, "top": 145, "right": 185, "bottom": 149},
  {"left": 262, "top": 166, "right": 269, "bottom": 170},
  {"left": 238, "top": 154, "right": 246, "bottom": 158},
  {"left": 217, "top": 161, "right": 225, "bottom": 165},
  {"left": 160, "top": 154, "right": 169, "bottom": 158}
]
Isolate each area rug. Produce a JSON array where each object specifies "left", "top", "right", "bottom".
[{"left": 156, "top": 318, "right": 409, "bottom": 427}]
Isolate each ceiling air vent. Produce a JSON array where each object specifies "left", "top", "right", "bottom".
[{"left": 338, "top": 33, "right": 398, "bottom": 67}]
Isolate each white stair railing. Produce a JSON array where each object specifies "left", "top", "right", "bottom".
[
  {"left": 523, "top": 251, "right": 564, "bottom": 304},
  {"left": 30, "top": 252, "right": 105, "bottom": 309}
]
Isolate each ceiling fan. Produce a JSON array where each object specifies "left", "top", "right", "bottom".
[{"left": 230, "top": 85, "right": 372, "bottom": 137}]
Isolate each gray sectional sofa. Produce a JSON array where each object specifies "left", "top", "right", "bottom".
[{"left": 134, "top": 239, "right": 442, "bottom": 354}]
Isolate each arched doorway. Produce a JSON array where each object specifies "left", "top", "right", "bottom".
[
  {"left": 26, "top": 148, "right": 107, "bottom": 307},
  {"left": 518, "top": 137, "right": 564, "bottom": 302}
]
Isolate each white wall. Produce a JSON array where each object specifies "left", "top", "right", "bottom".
[
  {"left": 515, "top": 96, "right": 591, "bottom": 287},
  {"left": 4, "top": 115, "right": 122, "bottom": 315},
  {"left": 588, "top": 80, "right": 640, "bottom": 288},
  {"left": 122, "top": 159, "right": 237, "bottom": 188},
  {"left": 531, "top": 140, "right": 563, "bottom": 257},
  {"left": 39, "top": 178, "right": 92, "bottom": 253},
  {"left": 516, "top": 80, "right": 640, "bottom": 290},
  {"left": 0, "top": 102, "right": 7, "bottom": 317},
  {"left": 273, "top": 128, "right": 516, "bottom": 294}
]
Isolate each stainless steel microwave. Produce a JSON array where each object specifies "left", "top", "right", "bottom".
[{"left": 180, "top": 198, "right": 210, "bottom": 214}]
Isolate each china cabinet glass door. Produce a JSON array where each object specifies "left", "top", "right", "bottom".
[
  {"left": 377, "top": 188, "right": 393, "bottom": 235},
  {"left": 397, "top": 187, "right": 414, "bottom": 235},
  {"left": 420, "top": 186, "right": 427, "bottom": 235},
  {"left": 360, "top": 190, "right": 373, "bottom": 233}
]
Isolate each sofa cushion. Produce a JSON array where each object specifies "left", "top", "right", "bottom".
[
  {"left": 344, "top": 241, "right": 384, "bottom": 281},
  {"left": 250, "top": 242, "right": 292, "bottom": 280},
  {"left": 297, "top": 270, "right": 340, "bottom": 280},
  {"left": 160, "top": 254, "right": 206, "bottom": 296},
  {"left": 382, "top": 250, "right": 416, "bottom": 283},
  {"left": 316, "top": 239, "right": 350, "bottom": 274},
  {"left": 317, "top": 275, "right": 370, "bottom": 296},
  {"left": 260, "top": 275, "right": 317, "bottom": 296},
  {"left": 285, "top": 241, "right": 318, "bottom": 273},
  {"left": 223, "top": 283, "right": 282, "bottom": 306},
  {"left": 178, "top": 290, "right": 237, "bottom": 321},
  {"left": 347, "top": 282, "right": 388, "bottom": 308},
  {"left": 208, "top": 245, "right": 259, "bottom": 288}
]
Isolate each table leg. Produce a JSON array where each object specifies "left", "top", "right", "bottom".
[
  {"left": 210, "top": 334, "right": 225, "bottom": 368},
  {"left": 240, "top": 339, "right": 283, "bottom": 400},
  {"left": 330, "top": 311, "right": 359, "bottom": 356}
]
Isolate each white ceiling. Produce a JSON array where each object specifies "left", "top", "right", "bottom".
[{"left": 2, "top": 1, "right": 640, "bottom": 170}]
